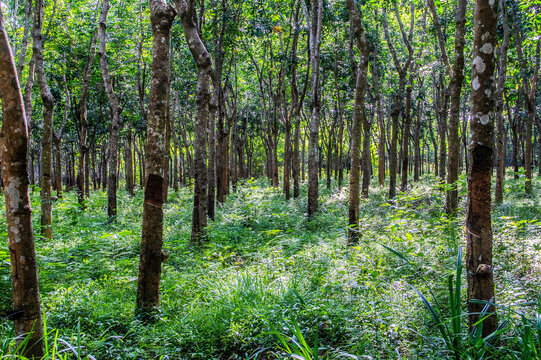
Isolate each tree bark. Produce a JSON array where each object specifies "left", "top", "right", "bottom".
[
  {"left": 33, "top": 0, "right": 54, "bottom": 241},
  {"left": 177, "top": 0, "right": 211, "bottom": 244},
  {"left": 466, "top": 0, "right": 498, "bottom": 336},
  {"left": 494, "top": 0, "right": 510, "bottom": 203},
  {"left": 346, "top": 0, "right": 370, "bottom": 244},
  {"left": 428, "top": 0, "right": 466, "bottom": 215},
  {"left": 78, "top": 28, "right": 98, "bottom": 209},
  {"left": 136, "top": 0, "right": 176, "bottom": 315},
  {"left": 382, "top": 5, "right": 413, "bottom": 199},
  {"left": 98, "top": 0, "right": 122, "bottom": 219},
  {"left": 307, "top": 0, "right": 322, "bottom": 217},
  {"left": 0, "top": 9, "right": 44, "bottom": 357}
]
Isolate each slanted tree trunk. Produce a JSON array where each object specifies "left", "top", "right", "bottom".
[
  {"left": 0, "top": 10, "right": 44, "bottom": 357},
  {"left": 306, "top": 0, "right": 323, "bottom": 217},
  {"left": 33, "top": 0, "right": 54, "bottom": 241},
  {"left": 466, "top": 0, "right": 498, "bottom": 336},
  {"left": 98, "top": 0, "right": 122, "bottom": 219},
  {"left": 177, "top": 0, "right": 211, "bottom": 244},
  {"left": 136, "top": 0, "right": 176, "bottom": 315}
]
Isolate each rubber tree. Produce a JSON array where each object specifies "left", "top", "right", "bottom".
[
  {"left": 0, "top": 8, "right": 44, "bottom": 358},
  {"left": 428, "top": 0, "right": 467, "bottom": 215},
  {"left": 176, "top": 0, "right": 212, "bottom": 244},
  {"left": 98, "top": 0, "right": 122, "bottom": 219},
  {"left": 306, "top": 0, "right": 322, "bottom": 217},
  {"left": 466, "top": 0, "right": 498, "bottom": 336},
  {"left": 494, "top": 0, "right": 510, "bottom": 203},
  {"left": 136, "top": 0, "right": 176, "bottom": 315},
  {"left": 33, "top": 0, "right": 55, "bottom": 240},
  {"left": 346, "top": 0, "right": 370, "bottom": 245}
]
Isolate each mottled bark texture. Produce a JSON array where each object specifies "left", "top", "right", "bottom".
[
  {"left": 307, "top": 0, "right": 322, "bottom": 217},
  {"left": 0, "top": 9, "right": 44, "bottom": 358},
  {"left": 346, "top": 0, "right": 370, "bottom": 245},
  {"left": 33, "top": 0, "right": 55, "bottom": 240},
  {"left": 176, "top": 0, "right": 211, "bottom": 244},
  {"left": 136, "top": 0, "right": 176, "bottom": 314},
  {"left": 98, "top": 0, "right": 122, "bottom": 219},
  {"left": 445, "top": 0, "right": 466, "bottom": 215},
  {"left": 466, "top": 0, "right": 498, "bottom": 336}
]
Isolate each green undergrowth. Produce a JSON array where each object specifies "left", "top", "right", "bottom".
[{"left": 0, "top": 173, "right": 540, "bottom": 359}]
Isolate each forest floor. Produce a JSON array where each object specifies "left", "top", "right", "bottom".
[{"left": 1, "top": 173, "right": 541, "bottom": 359}]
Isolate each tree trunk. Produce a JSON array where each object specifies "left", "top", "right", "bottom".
[
  {"left": 445, "top": 0, "right": 466, "bottom": 215},
  {"left": 78, "top": 29, "right": 98, "bottom": 209},
  {"left": 136, "top": 0, "right": 176, "bottom": 315},
  {"left": 413, "top": 97, "right": 422, "bottom": 182},
  {"left": 24, "top": 58, "right": 34, "bottom": 184},
  {"left": 207, "top": 93, "right": 217, "bottom": 219},
  {"left": 382, "top": 6, "right": 413, "bottom": 199},
  {"left": 33, "top": 0, "right": 55, "bottom": 241},
  {"left": 494, "top": 0, "right": 510, "bottom": 203},
  {"left": 98, "top": 0, "right": 122, "bottom": 219},
  {"left": 177, "top": 0, "right": 211, "bottom": 244},
  {"left": 346, "top": 0, "right": 370, "bottom": 244},
  {"left": 307, "top": 0, "right": 323, "bottom": 217},
  {"left": 374, "top": 33, "right": 385, "bottom": 188},
  {"left": 126, "top": 123, "right": 135, "bottom": 196},
  {"left": 466, "top": 0, "right": 498, "bottom": 336},
  {"left": 400, "top": 85, "right": 412, "bottom": 191},
  {"left": 162, "top": 100, "right": 171, "bottom": 203},
  {"left": 0, "top": 11, "right": 44, "bottom": 358}
]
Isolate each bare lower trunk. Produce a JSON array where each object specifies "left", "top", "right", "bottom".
[
  {"left": 98, "top": 0, "right": 122, "bottom": 219},
  {"left": 444, "top": 0, "right": 466, "bottom": 215},
  {"left": 78, "top": 30, "right": 98, "bottom": 209},
  {"left": 307, "top": 0, "right": 323, "bottom": 217},
  {"left": 0, "top": 10, "right": 44, "bottom": 358},
  {"left": 177, "top": 0, "right": 211, "bottom": 244},
  {"left": 466, "top": 0, "right": 498, "bottom": 336},
  {"left": 33, "top": 0, "right": 54, "bottom": 241},
  {"left": 136, "top": 0, "right": 176, "bottom": 314},
  {"left": 126, "top": 126, "right": 134, "bottom": 196},
  {"left": 347, "top": 0, "right": 370, "bottom": 243},
  {"left": 207, "top": 95, "right": 216, "bottom": 219},
  {"left": 400, "top": 85, "right": 412, "bottom": 191}
]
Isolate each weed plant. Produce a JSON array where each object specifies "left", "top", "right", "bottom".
[{"left": 0, "top": 173, "right": 540, "bottom": 359}]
